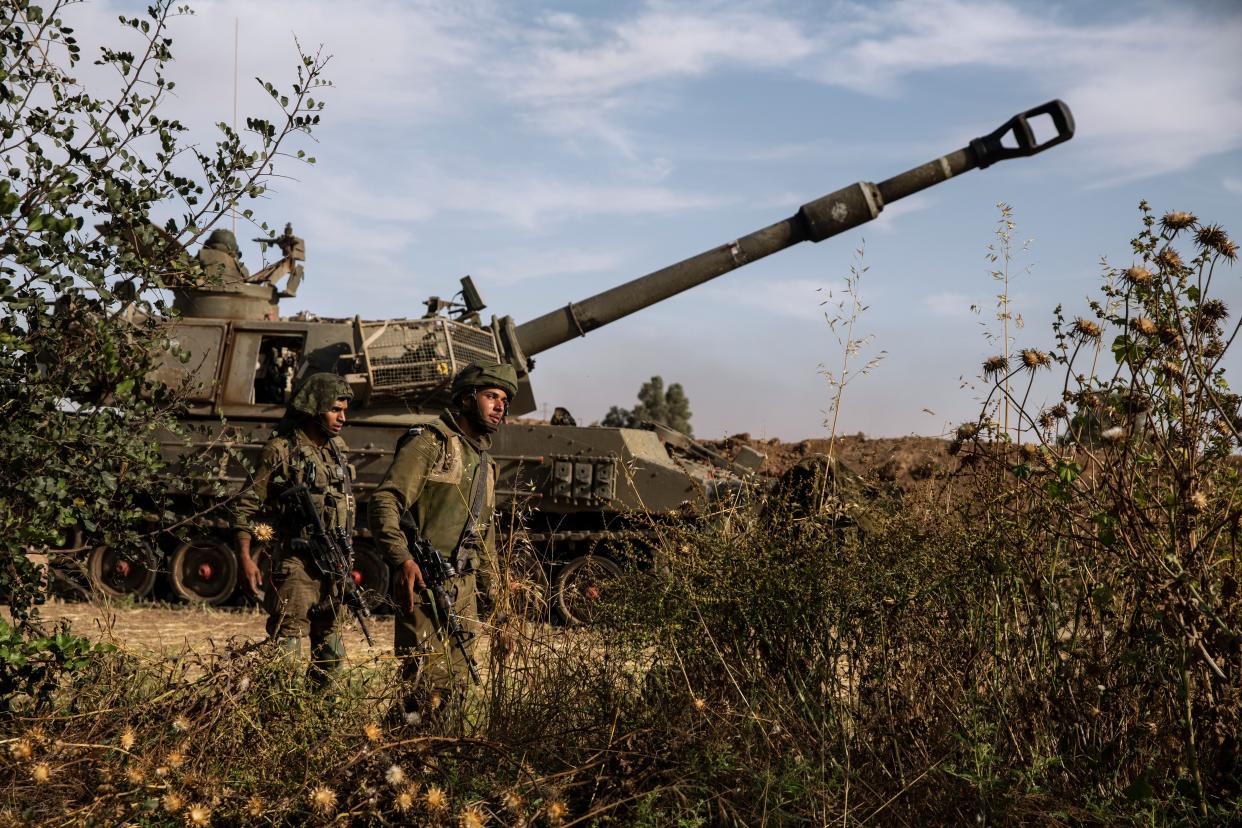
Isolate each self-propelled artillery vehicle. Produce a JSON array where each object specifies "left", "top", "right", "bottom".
[{"left": 75, "top": 101, "right": 1074, "bottom": 622}]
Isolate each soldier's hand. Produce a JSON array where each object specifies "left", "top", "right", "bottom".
[
  {"left": 398, "top": 559, "right": 425, "bottom": 613},
  {"left": 240, "top": 555, "right": 263, "bottom": 597}
]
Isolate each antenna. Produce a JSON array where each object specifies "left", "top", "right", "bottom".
[{"left": 232, "top": 17, "right": 239, "bottom": 236}]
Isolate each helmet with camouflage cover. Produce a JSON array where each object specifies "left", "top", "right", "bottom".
[
  {"left": 450, "top": 361, "right": 518, "bottom": 402},
  {"left": 286, "top": 372, "right": 354, "bottom": 418},
  {"left": 203, "top": 228, "right": 242, "bottom": 257}
]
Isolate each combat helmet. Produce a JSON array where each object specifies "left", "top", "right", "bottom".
[
  {"left": 286, "top": 372, "right": 354, "bottom": 418},
  {"left": 450, "top": 361, "right": 518, "bottom": 401}
]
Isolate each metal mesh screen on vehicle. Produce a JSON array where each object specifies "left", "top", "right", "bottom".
[{"left": 359, "top": 318, "right": 501, "bottom": 397}]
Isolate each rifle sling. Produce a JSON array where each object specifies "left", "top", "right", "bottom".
[{"left": 453, "top": 449, "right": 490, "bottom": 572}]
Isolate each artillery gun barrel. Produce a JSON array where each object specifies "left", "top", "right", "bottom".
[{"left": 514, "top": 100, "right": 1073, "bottom": 357}]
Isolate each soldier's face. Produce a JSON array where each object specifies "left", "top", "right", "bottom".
[
  {"left": 473, "top": 388, "right": 508, "bottom": 428},
  {"left": 321, "top": 398, "right": 349, "bottom": 436}
]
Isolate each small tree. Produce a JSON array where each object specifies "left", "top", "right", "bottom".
[
  {"left": 0, "top": 0, "right": 328, "bottom": 622},
  {"left": 602, "top": 376, "right": 693, "bottom": 435}
]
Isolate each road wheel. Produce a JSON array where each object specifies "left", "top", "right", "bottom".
[
  {"left": 350, "top": 541, "right": 391, "bottom": 613},
  {"left": 88, "top": 545, "right": 156, "bottom": 600},
  {"left": 169, "top": 537, "right": 238, "bottom": 605},
  {"left": 554, "top": 554, "right": 622, "bottom": 626}
]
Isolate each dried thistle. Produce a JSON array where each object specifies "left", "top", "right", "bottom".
[
  {"left": 119, "top": 727, "right": 136, "bottom": 751},
  {"left": 1200, "top": 298, "right": 1228, "bottom": 322},
  {"left": 251, "top": 523, "right": 275, "bottom": 543},
  {"left": 1020, "top": 443, "right": 1038, "bottom": 460},
  {"left": 245, "top": 796, "right": 265, "bottom": 818},
  {"left": 385, "top": 764, "right": 405, "bottom": 787},
  {"left": 1101, "top": 426, "right": 1127, "bottom": 444},
  {"left": 309, "top": 786, "right": 337, "bottom": 814},
  {"left": 692, "top": 697, "right": 707, "bottom": 711},
  {"left": 394, "top": 786, "right": 418, "bottom": 813},
  {"left": 1164, "top": 361, "right": 1185, "bottom": 381},
  {"left": 459, "top": 805, "right": 487, "bottom": 828},
  {"left": 1131, "top": 317, "right": 1158, "bottom": 336},
  {"left": 163, "top": 791, "right": 185, "bottom": 814},
  {"left": 166, "top": 750, "right": 186, "bottom": 769},
  {"left": 501, "top": 790, "right": 524, "bottom": 813},
  {"left": 1188, "top": 490, "right": 1208, "bottom": 514},
  {"left": 1123, "top": 266, "right": 1154, "bottom": 287},
  {"left": 126, "top": 766, "right": 146, "bottom": 786},
  {"left": 9, "top": 739, "right": 33, "bottom": 761},
  {"left": 1155, "top": 247, "right": 1182, "bottom": 270},
  {"left": 172, "top": 716, "right": 191, "bottom": 733},
  {"left": 1161, "top": 211, "right": 1197, "bottom": 230},
  {"left": 546, "top": 799, "right": 569, "bottom": 825},
  {"left": 31, "top": 763, "right": 51, "bottom": 784},
  {"left": 983, "top": 355, "right": 1008, "bottom": 377},
  {"left": 956, "top": 422, "right": 980, "bottom": 441},
  {"left": 363, "top": 722, "right": 382, "bottom": 743},
  {"left": 1072, "top": 318, "right": 1102, "bottom": 341},
  {"left": 1038, "top": 411, "right": 1055, "bottom": 431},
  {"left": 424, "top": 785, "right": 448, "bottom": 812},
  {"left": 185, "top": 802, "right": 211, "bottom": 826},
  {"left": 1020, "top": 348, "right": 1050, "bottom": 369},
  {"left": 1204, "top": 339, "right": 1225, "bottom": 360},
  {"left": 1196, "top": 224, "right": 1237, "bottom": 260}
]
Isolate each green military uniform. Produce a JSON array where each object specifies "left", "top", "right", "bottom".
[
  {"left": 370, "top": 411, "right": 497, "bottom": 695},
  {"left": 232, "top": 374, "right": 354, "bottom": 676},
  {"left": 370, "top": 361, "right": 517, "bottom": 712},
  {"left": 197, "top": 228, "right": 250, "bottom": 285}
]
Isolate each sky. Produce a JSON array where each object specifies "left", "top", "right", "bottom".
[{"left": 75, "top": 0, "right": 1242, "bottom": 439}]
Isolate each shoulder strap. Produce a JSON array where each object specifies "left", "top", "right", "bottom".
[
  {"left": 453, "top": 449, "right": 491, "bottom": 570},
  {"left": 327, "top": 438, "right": 354, "bottom": 536}
]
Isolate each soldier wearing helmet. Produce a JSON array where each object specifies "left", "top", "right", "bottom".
[
  {"left": 370, "top": 360, "right": 519, "bottom": 721},
  {"left": 232, "top": 372, "right": 355, "bottom": 682},
  {"left": 196, "top": 228, "right": 251, "bottom": 285}
]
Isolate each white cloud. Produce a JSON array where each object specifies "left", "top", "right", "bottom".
[
  {"left": 704, "top": 277, "right": 840, "bottom": 321},
  {"left": 924, "top": 291, "right": 976, "bottom": 317},
  {"left": 806, "top": 0, "right": 1242, "bottom": 182},
  {"left": 871, "top": 194, "right": 934, "bottom": 234},
  {"left": 474, "top": 246, "right": 625, "bottom": 286}
]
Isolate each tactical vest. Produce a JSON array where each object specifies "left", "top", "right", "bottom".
[{"left": 398, "top": 417, "right": 495, "bottom": 570}]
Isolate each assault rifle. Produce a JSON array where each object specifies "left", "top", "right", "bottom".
[
  {"left": 399, "top": 514, "right": 481, "bottom": 684},
  {"left": 282, "top": 461, "right": 374, "bottom": 647}
]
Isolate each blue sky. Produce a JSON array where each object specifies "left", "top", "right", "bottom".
[{"left": 85, "top": 0, "right": 1242, "bottom": 439}]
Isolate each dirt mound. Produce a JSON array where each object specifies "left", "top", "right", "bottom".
[{"left": 705, "top": 432, "right": 954, "bottom": 490}]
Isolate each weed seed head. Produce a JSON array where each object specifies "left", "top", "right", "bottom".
[
  {"left": 27, "top": 727, "right": 47, "bottom": 745},
  {"left": 163, "top": 791, "right": 184, "bottom": 813},
  {"left": 459, "top": 805, "right": 487, "bottom": 828},
  {"left": 363, "top": 722, "right": 382, "bottom": 743},
  {"left": 9, "top": 739, "right": 33, "bottom": 761},
  {"left": 1101, "top": 426, "right": 1126, "bottom": 444},
  {"left": 1161, "top": 211, "right": 1196, "bottom": 230},
  {"left": 166, "top": 750, "right": 185, "bottom": 769},
  {"left": 245, "top": 796, "right": 265, "bottom": 818},
  {"left": 501, "top": 790, "right": 523, "bottom": 813},
  {"left": 1189, "top": 490, "right": 1208, "bottom": 514},
  {"left": 310, "top": 786, "right": 337, "bottom": 813},
  {"left": 172, "top": 716, "right": 191, "bottom": 733},
  {"left": 185, "top": 802, "right": 210, "bottom": 826},
  {"left": 251, "top": 523, "right": 275, "bottom": 542},
  {"left": 1196, "top": 225, "right": 1237, "bottom": 260},
  {"left": 119, "top": 727, "right": 136, "bottom": 751},
  {"left": 424, "top": 785, "right": 448, "bottom": 812},
  {"left": 692, "top": 696, "right": 707, "bottom": 711},
  {"left": 1072, "top": 318, "right": 1102, "bottom": 341},
  {"left": 1020, "top": 349, "right": 1050, "bottom": 369},
  {"left": 956, "top": 422, "right": 980, "bottom": 441},
  {"left": 1200, "top": 299, "right": 1228, "bottom": 322},
  {"left": 394, "top": 785, "right": 418, "bottom": 813},
  {"left": 1123, "top": 266, "right": 1154, "bottom": 286},
  {"left": 126, "top": 766, "right": 145, "bottom": 785},
  {"left": 1203, "top": 339, "right": 1225, "bottom": 359},
  {"left": 1131, "top": 317, "right": 1157, "bottom": 336},
  {"left": 385, "top": 764, "right": 405, "bottom": 787},
  {"left": 546, "top": 799, "right": 568, "bottom": 824},
  {"left": 31, "top": 762, "right": 51, "bottom": 784},
  {"left": 1155, "top": 247, "right": 1182, "bottom": 270},
  {"left": 983, "top": 355, "right": 1008, "bottom": 377}
]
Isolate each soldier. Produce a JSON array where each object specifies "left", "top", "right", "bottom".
[
  {"left": 196, "top": 228, "right": 251, "bottom": 285},
  {"left": 232, "top": 372, "right": 355, "bottom": 681},
  {"left": 369, "top": 361, "right": 518, "bottom": 722}
]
